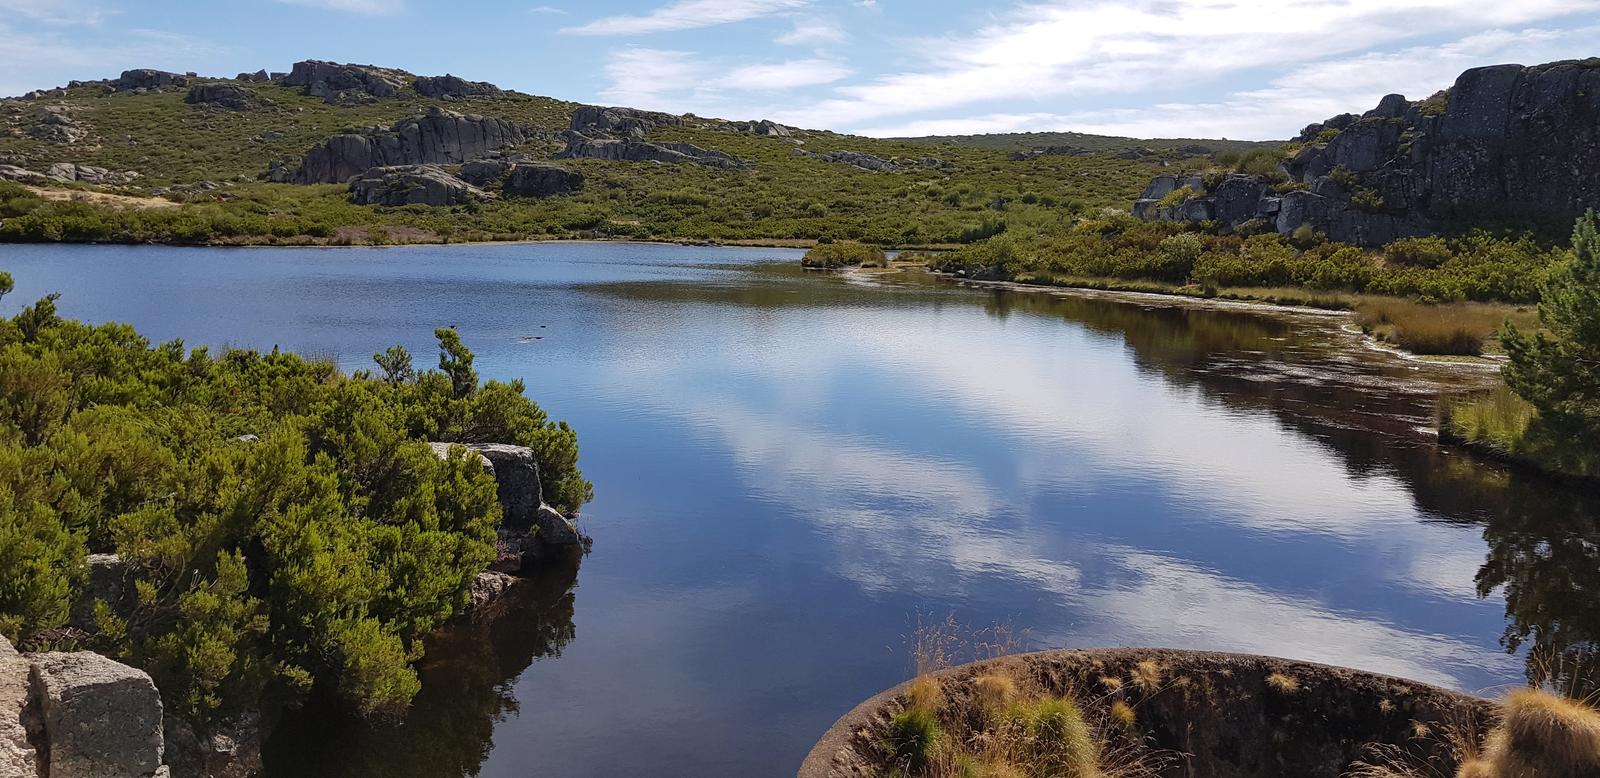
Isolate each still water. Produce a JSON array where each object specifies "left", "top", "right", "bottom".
[{"left": 3, "top": 242, "right": 1596, "bottom": 777}]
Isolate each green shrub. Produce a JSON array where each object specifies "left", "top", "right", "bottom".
[
  {"left": 801, "top": 242, "right": 886, "bottom": 269},
  {"left": 0, "top": 284, "right": 590, "bottom": 725}
]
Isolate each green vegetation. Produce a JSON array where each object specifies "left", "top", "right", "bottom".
[
  {"left": 0, "top": 79, "right": 1181, "bottom": 247},
  {"left": 0, "top": 273, "right": 588, "bottom": 725},
  {"left": 924, "top": 212, "right": 1564, "bottom": 304},
  {"left": 802, "top": 242, "right": 888, "bottom": 269},
  {"left": 1441, "top": 212, "right": 1600, "bottom": 479}
]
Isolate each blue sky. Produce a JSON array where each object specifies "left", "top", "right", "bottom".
[{"left": 2, "top": 0, "right": 1597, "bottom": 139}]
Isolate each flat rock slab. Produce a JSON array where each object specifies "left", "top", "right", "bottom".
[{"left": 32, "top": 651, "right": 164, "bottom": 778}]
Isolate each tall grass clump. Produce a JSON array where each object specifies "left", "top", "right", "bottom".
[
  {"left": 801, "top": 242, "right": 887, "bottom": 269},
  {"left": 1458, "top": 688, "right": 1600, "bottom": 778},
  {"left": 1353, "top": 299, "right": 1515, "bottom": 356}
]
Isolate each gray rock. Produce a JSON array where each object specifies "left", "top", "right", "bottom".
[
  {"left": 70, "top": 553, "right": 134, "bottom": 630},
  {"left": 236, "top": 70, "right": 271, "bottom": 83},
  {"left": 0, "top": 165, "right": 48, "bottom": 183},
  {"left": 112, "top": 69, "right": 189, "bottom": 92},
  {"left": 163, "top": 713, "right": 262, "bottom": 778},
  {"left": 569, "top": 105, "right": 682, "bottom": 138},
  {"left": 31, "top": 651, "right": 164, "bottom": 778},
  {"left": 466, "top": 571, "right": 517, "bottom": 612},
  {"left": 1138, "top": 175, "right": 1181, "bottom": 201},
  {"left": 501, "top": 163, "right": 584, "bottom": 198},
  {"left": 185, "top": 84, "right": 264, "bottom": 111},
  {"left": 1363, "top": 93, "right": 1409, "bottom": 119},
  {"left": 0, "top": 637, "right": 41, "bottom": 778},
  {"left": 281, "top": 60, "right": 408, "bottom": 104},
  {"left": 458, "top": 159, "right": 513, "bottom": 187},
  {"left": 348, "top": 165, "right": 486, "bottom": 206},
  {"left": 29, "top": 105, "right": 86, "bottom": 144},
  {"left": 1209, "top": 175, "right": 1267, "bottom": 226},
  {"left": 792, "top": 149, "right": 900, "bottom": 171},
  {"left": 413, "top": 75, "right": 501, "bottom": 99},
  {"left": 555, "top": 131, "right": 740, "bottom": 169},
  {"left": 428, "top": 442, "right": 582, "bottom": 572},
  {"left": 291, "top": 107, "right": 526, "bottom": 184},
  {"left": 534, "top": 504, "right": 581, "bottom": 547}
]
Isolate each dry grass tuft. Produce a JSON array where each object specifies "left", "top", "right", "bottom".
[
  {"left": 1130, "top": 660, "right": 1163, "bottom": 694},
  {"left": 1099, "top": 675, "right": 1124, "bottom": 692},
  {"left": 1477, "top": 687, "right": 1600, "bottom": 777},
  {"left": 1110, "top": 700, "right": 1137, "bottom": 732},
  {"left": 1353, "top": 299, "right": 1530, "bottom": 356},
  {"left": 973, "top": 674, "right": 1018, "bottom": 711},
  {"left": 1266, "top": 672, "right": 1300, "bottom": 694}
]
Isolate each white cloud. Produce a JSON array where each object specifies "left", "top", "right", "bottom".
[
  {"left": 529, "top": 4, "right": 566, "bottom": 13},
  {"left": 759, "top": 0, "right": 1596, "bottom": 133},
  {"left": 563, "top": 0, "right": 807, "bottom": 35},
  {"left": 275, "top": 0, "right": 402, "bottom": 14},
  {"left": 852, "top": 24, "right": 1600, "bottom": 139},
  {"left": 0, "top": 0, "right": 113, "bottom": 25},
  {"left": 599, "top": 47, "right": 850, "bottom": 109},
  {"left": 719, "top": 58, "right": 851, "bottom": 90},
  {"left": 776, "top": 16, "right": 845, "bottom": 45}
]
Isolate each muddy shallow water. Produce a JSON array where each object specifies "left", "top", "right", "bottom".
[{"left": 3, "top": 242, "right": 1596, "bottom": 777}]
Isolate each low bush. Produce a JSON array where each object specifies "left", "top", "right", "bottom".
[{"left": 801, "top": 242, "right": 886, "bottom": 269}]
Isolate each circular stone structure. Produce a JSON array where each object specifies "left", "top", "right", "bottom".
[{"left": 800, "top": 648, "right": 1494, "bottom": 778}]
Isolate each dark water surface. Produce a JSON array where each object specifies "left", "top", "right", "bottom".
[{"left": 4, "top": 242, "right": 1596, "bottom": 777}]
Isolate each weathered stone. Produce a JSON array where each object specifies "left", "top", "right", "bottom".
[
  {"left": 555, "top": 131, "right": 740, "bottom": 169},
  {"left": 569, "top": 105, "right": 682, "bottom": 138},
  {"left": 236, "top": 70, "right": 271, "bottom": 82},
  {"left": 112, "top": 69, "right": 188, "bottom": 92},
  {"left": 281, "top": 60, "right": 408, "bottom": 104},
  {"left": 1209, "top": 175, "right": 1267, "bottom": 226},
  {"left": 0, "top": 637, "right": 41, "bottom": 778},
  {"left": 467, "top": 571, "right": 517, "bottom": 612},
  {"left": 163, "top": 713, "right": 262, "bottom": 778},
  {"left": 534, "top": 504, "right": 581, "bottom": 547},
  {"left": 792, "top": 149, "right": 899, "bottom": 171},
  {"left": 70, "top": 553, "right": 134, "bottom": 630},
  {"left": 31, "top": 651, "right": 164, "bottom": 778},
  {"left": 1363, "top": 93, "right": 1409, "bottom": 119},
  {"left": 29, "top": 105, "right": 85, "bottom": 144},
  {"left": 348, "top": 165, "right": 485, "bottom": 206},
  {"left": 413, "top": 74, "right": 501, "bottom": 99},
  {"left": 185, "top": 83, "right": 264, "bottom": 111},
  {"left": 501, "top": 163, "right": 584, "bottom": 198},
  {"left": 291, "top": 107, "right": 526, "bottom": 184}
]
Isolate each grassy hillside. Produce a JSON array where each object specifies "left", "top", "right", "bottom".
[{"left": 0, "top": 72, "right": 1213, "bottom": 246}]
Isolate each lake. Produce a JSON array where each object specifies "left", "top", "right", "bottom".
[{"left": 3, "top": 241, "right": 1595, "bottom": 777}]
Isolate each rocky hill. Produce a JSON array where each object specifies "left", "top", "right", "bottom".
[
  {"left": 1131, "top": 58, "right": 1600, "bottom": 245},
  {"left": 0, "top": 60, "right": 1227, "bottom": 245}
]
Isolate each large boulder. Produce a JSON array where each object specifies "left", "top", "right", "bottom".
[
  {"left": 793, "top": 149, "right": 900, "bottom": 172},
  {"left": 185, "top": 83, "right": 263, "bottom": 111},
  {"left": 428, "top": 442, "right": 582, "bottom": 573},
  {"left": 413, "top": 74, "right": 500, "bottom": 99},
  {"left": 348, "top": 165, "right": 485, "bottom": 206},
  {"left": 555, "top": 131, "right": 741, "bottom": 169},
  {"left": 0, "top": 638, "right": 41, "bottom": 778},
  {"left": 29, "top": 105, "right": 86, "bottom": 144},
  {"left": 502, "top": 163, "right": 585, "bottom": 198},
  {"left": 281, "top": 60, "right": 408, "bottom": 104},
  {"left": 570, "top": 105, "right": 682, "bottom": 138},
  {"left": 466, "top": 572, "right": 517, "bottom": 613},
  {"left": 112, "top": 69, "right": 188, "bottom": 92},
  {"left": 31, "top": 651, "right": 164, "bottom": 778},
  {"left": 290, "top": 107, "right": 526, "bottom": 184},
  {"left": 1209, "top": 175, "right": 1267, "bottom": 226}
]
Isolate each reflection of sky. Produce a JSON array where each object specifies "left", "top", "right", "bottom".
[
  {"left": 2, "top": 243, "right": 1526, "bottom": 776},
  {"left": 598, "top": 298, "right": 1514, "bottom": 690}
]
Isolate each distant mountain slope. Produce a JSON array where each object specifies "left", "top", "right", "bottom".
[{"left": 895, "top": 131, "right": 1281, "bottom": 158}]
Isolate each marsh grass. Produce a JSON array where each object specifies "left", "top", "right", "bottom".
[
  {"left": 1439, "top": 386, "right": 1536, "bottom": 457},
  {"left": 1354, "top": 299, "right": 1535, "bottom": 356}
]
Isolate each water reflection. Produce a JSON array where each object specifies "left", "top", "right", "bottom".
[
  {"left": 264, "top": 553, "right": 581, "bottom": 778},
  {"left": 4, "top": 244, "right": 1599, "bottom": 777}
]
